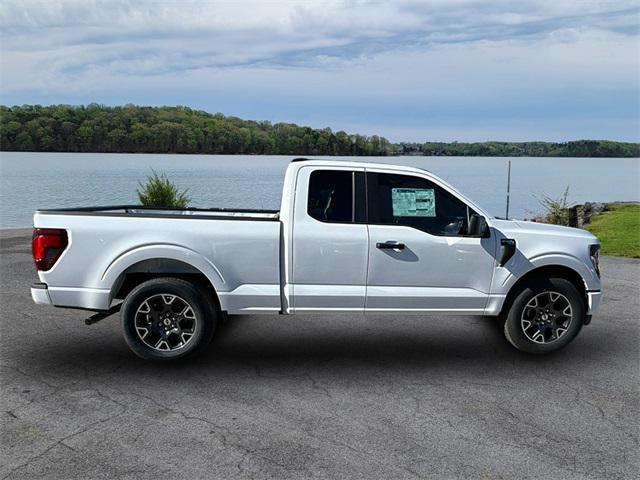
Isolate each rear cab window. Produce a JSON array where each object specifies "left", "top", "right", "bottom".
[{"left": 307, "top": 170, "right": 365, "bottom": 223}]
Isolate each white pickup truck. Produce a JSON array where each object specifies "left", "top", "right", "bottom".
[{"left": 31, "top": 159, "right": 602, "bottom": 360}]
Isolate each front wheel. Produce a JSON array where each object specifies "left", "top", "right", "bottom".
[
  {"left": 121, "top": 277, "right": 216, "bottom": 360},
  {"left": 503, "top": 277, "right": 585, "bottom": 354}
]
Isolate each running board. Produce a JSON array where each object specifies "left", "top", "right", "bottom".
[{"left": 85, "top": 304, "right": 121, "bottom": 325}]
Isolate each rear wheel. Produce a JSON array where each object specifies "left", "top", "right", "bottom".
[
  {"left": 121, "top": 277, "right": 216, "bottom": 360},
  {"left": 503, "top": 277, "right": 585, "bottom": 354}
]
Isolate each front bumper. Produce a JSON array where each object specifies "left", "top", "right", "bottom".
[
  {"left": 31, "top": 282, "right": 53, "bottom": 305},
  {"left": 587, "top": 290, "right": 602, "bottom": 315}
]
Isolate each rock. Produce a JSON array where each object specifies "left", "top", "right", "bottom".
[{"left": 568, "top": 202, "right": 608, "bottom": 228}]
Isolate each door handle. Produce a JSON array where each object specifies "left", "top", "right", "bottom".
[{"left": 376, "top": 241, "right": 405, "bottom": 250}]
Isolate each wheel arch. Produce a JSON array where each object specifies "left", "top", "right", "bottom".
[
  {"left": 106, "top": 249, "right": 224, "bottom": 314},
  {"left": 499, "top": 264, "right": 588, "bottom": 317}
]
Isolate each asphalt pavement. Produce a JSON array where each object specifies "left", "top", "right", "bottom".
[{"left": 1, "top": 228, "right": 638, "bottom": 479}]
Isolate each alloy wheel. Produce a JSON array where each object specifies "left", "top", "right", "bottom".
[
  {"left": 520, "top": 291, "right": 573, "bottom": 344},
  {"left": 134, "top": 294, "right": 198, "bottom": 351}
]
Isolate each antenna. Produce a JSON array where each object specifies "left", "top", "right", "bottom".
[{"left": 505, "top": 160, "right": 511, "bottom": 220}]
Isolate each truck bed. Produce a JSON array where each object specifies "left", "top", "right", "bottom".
[{"left": 32, "top": 205, "right": 283, "bottom": 313}]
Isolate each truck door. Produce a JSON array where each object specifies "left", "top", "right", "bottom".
[
  {"left": 365, "top": 169, "right": 496, "bottom": 313},
  {"left": 291, "top": 166, "right": 368, "bottom": 312}
]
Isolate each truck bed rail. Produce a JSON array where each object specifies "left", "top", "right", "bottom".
[{"left": 35, "top": 205, "right": 280, "bottom": 221}]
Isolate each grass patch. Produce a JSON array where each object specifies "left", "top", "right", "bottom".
[{"left": 585, "top": 203, "right": 640, "bottom": 258}]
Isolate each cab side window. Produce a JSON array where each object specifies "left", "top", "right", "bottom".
[
  {"left": 307, "top": 170, "right": 353, "bottom": 223},
  {"left": 367, "top": 172, "right": 473, "bottom": 236}
]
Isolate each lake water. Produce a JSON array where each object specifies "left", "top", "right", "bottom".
[{"left": 1, "top": 152, "right": 638, "bottom": 228}]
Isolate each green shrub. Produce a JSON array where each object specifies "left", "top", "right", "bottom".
[
  {"left": 137, "top": 170, "right": 190, "bottom": 208},
  {"left": 536, "top": 186, "right": 572, "bottom": 226}
]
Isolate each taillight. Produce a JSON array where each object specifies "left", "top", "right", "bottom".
[{"left": 32, "top": 228, "right": 68, "bottom": 271}]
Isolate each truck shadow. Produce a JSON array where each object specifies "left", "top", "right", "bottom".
[
  {"left": 21, "top": 313, "right": 617, "bottom": 383},
  {"left": 199, "top": 314, "right": 609, "bottom": 369}
]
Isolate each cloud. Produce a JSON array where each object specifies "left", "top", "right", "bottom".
[{"left": 1, "top": 0, "right": 638, "bottom": 141}]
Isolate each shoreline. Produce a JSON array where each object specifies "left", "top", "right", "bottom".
[
  {"left": 4, "top": 201, "right": 639, "bottom": 231},
  {"left": 0, "top": 228, "right": 32, "bottom": 239},
  {"left": 4, "top": 201, "right": 640, "bottom": 231},
  {"left": 2, "top": 151, "right": 639, "bottom": 159}
]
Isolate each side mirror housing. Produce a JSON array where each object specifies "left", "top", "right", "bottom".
[{"left": 468, "top": 214, "right": 490, "bottom": 238}]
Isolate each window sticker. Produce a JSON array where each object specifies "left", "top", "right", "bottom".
[{"left": 391, "top": 188, "right": 436, "bottom": 217}]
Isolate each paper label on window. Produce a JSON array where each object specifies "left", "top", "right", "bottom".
[{"left": 391, "top": 188, "right": 435, "bottom": 217}]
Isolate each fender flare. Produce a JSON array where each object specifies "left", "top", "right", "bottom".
[
  {"left": 486, "top": 253, "right": 598, "bottom": 316},
  {"left": 100, "top": 244, "right": 226, "bottom": 299},
  {"left": 502, "top": 253, "right": 597, "bottom": 292}
]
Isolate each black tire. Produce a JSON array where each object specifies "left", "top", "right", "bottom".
[
  {"left": 503, "top": 277, "right": 585, "bottom": 354},
  {"left": 121, "top": 277, "right": 217, "bottom": 360}
]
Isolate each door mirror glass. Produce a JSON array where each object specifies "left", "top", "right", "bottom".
[{"left": 468, "top": 214, "right": 489, "bottom": 237}]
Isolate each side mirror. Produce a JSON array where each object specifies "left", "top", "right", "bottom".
[{"left": 468, "top": 214, "right": 490, "bottom": 238}]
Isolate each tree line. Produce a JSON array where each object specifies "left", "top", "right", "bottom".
[
  {"left": 396, "top": 140, "right": 640, "bottom": 158},
  {"left": 1, "top": 104, "right": 638, "bottom": 157},
  {"left": 0, "top": 104, "right": 392, "bottom": 156}
]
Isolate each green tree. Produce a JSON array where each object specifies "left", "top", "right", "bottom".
[{"left": 1, "top": 104, "right": 638, "bottom": 157}]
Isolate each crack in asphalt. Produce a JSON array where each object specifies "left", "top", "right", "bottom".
[
  {"left": 115, "top": 386, "right": 428, "bottom": 479},
  {"left": 554, "top": 377, "right": 639, "bottom": 445},
  {"left": 2, "top": 407, "right": 127, "bottom": 480}
]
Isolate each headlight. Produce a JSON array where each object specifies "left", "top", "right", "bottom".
[{"left": 589, "top": 244, "right": 600, "bottom": 277}]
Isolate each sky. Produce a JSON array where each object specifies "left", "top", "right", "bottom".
[{"left": 1, "top": 0, "right": 639, "bottom": 142}]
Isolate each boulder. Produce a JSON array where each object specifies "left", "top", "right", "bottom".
[{"left": 568, "top": 202, "right": 608, "bottom": 228}]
